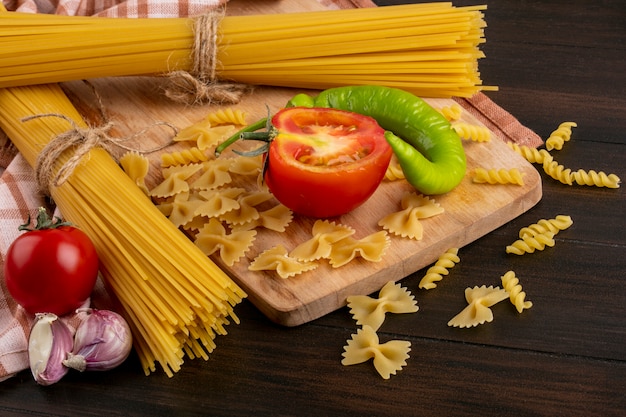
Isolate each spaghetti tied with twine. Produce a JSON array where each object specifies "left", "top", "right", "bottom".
[
  {"left": 22, "top": 83, "right": 178, "bottom": 196},
  {"left": 164, "top": 9, "right": 251, "bottom": 105}
]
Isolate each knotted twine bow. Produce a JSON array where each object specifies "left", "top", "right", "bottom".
[
  {"left": 22, "top": 113, "right": 176, "bottom": 196},
  {"left": 164, "top": 10, "right": 251, "bottom": 105}
]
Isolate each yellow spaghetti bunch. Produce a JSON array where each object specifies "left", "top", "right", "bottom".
[
  {"left": 0, "top": 82, "right": 246, "bottom": 377},
  {"left": 0, "top": 3, "right": 495, "bottom": 98}
]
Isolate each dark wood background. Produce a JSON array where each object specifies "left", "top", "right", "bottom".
[{"left": 1, "top": 1, "right": 624, "bottom": 416}]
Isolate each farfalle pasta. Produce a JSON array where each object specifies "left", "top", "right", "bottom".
[
  {"left": 500, "top": 271, "right": 533, "bottom": 313},
  {"left": 346, "top": 281, "right": 418, "bottom": 331},
  {"left": 163, "top": 191, "right": 205, "bottom": 228},
  {"left": 232, "top": 204, "right": 293, "bottom": 232},
  {"left": 447, "top": 285, "right": 509, "bottom": 328},
  {"left": 341, "top": 325, "right": 411, "bottom": 380},
  {"left": 228, "top": 155, "right": 263, "bottom": 176},
  {"left": 249, "top": 245, "right": 318, "bottom": 279},
  {"left": 545, "top": 121, "right": 577, "bottom": 151},
  {"left": 452, "top": 122, "right": 491, "bottom": 142},
  {"left": 418, "top": 248, "right": 460, "bottom": 290},
  {"left": 150, "top": 163, "right": 203, "bottom": 198},
  {"left": 219, "top": 190, "right": 273, "bottom": 226},
  {"left": 195, "top": 187, "right": 245, "bottom": 218},
  {"left": 194, "top": 218, "right": 257, "bottom": 266},
  {"left": 328, "top": 231, "right": 390, "bottom": 268},
  {"left": 378, "top": 192, "right": 444, "bottom": 240},
  {"left": 119, "top": 151, "right": 150, "bottom": 195},
  {"left": 189, "top": 159, "right": 233, "bottom": 191},
  {"left": 472, "top": 167, "right": 525, "bottom": 186},
  {"left": 290, "top": 220, "right": 355, "bottom": 261}
]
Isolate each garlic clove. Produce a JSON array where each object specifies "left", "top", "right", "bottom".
[
  {"left": 28, "top": 313, "right": 73, "bottom": 386},
  {"left": 63, "top": 309, "right": 132, "bottom": 372}
]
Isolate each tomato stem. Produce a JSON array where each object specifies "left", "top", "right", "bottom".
[
  {"left": 214, "top": 117, "right": 269, "bottom": 157},
  {"left": 18, "top": 207, "right": 73, "bottom": 232}
]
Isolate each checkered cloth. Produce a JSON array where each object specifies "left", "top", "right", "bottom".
[{"left": 0, "top": 0, "right": 542, "bottom": 382}]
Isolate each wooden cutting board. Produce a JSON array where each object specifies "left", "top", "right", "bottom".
[{"left": 61, "top": 0, "right": 542, "bottom": 327}]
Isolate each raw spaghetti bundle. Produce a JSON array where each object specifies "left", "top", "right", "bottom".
[
  {"left": 0, "top": 3, "right": 494, "bottom": 99},
  {"left": 0, "top": 82, "right": 246, "bottom": 377}
]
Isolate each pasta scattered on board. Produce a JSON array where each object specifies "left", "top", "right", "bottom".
[
  {"left": 346, "top": 281, "right": 418, "bottom": 331},
  {"left": 194, "top": 218, "right": 257, "bottom": 267},
  {"left": 341, "top": 325, "right": 411, "bottom": 380},
  {"left": 418, "top": 248, "right": 460, "bottom": 290},
  {"left": 438, "top": 103, "right": 464, "bottom": 121},
  {"left": 447, "top": 285, "right": 509, "bottom": 328},
  {"left": 500, "top": 271, "right": 533, "bottom": 313},
  {"left": 289, "top": 220, "right": 356, "bottom": 262},
  {"left": 378, "top": 192, "right": 444, "bottom": 240},
  {"left": 249, "top": 245, "right": 318, "bottom": 279},
  {"left": 452, "top": 122, "right": 491, "bottom": 142},
  {"left": 205, "top": 108, "right": 248, "bottom": 126},
  {"left": 472, "top": 167, "right": 525, "bottom": 186},
  {"left": 119, "top": 151, "right": 150, "bottom": 195},
  {"left": 328, "top": 231, "right": 391, "bottom": 268}
]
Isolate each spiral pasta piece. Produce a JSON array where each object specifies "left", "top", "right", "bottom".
[
  {"left": 438, "top": 103, "right": 463, "bottom": 121},
  {"left": 418, "top": 248, "right": 460, "bottom": 290},
  {"left": 161, "top": 147, "right": 209, "bottom": 167},
  {"left": 472, "top": 167, "right": 525, "bottom": 186},
  {"left": 500, "top": 271, "right": 533, "bottom": 313},
  {"left": 545, "top": 121, "right": 577, "bottom": 151},
  {"left": 205, "top": 108, "right": 248, "bottom": 126},
  {"left": 518, "top": 215, "right": 573, "bottom": 239},
  {"left": 506, "top": 231, "right": 555, "bottom": 255},
  {"left": 542, "top": 158, "right": 573, "bottom": 185},
  {"left": 452, "top": 122, "right": 491, "bottom": 142},
  {"left": 507, "top": 142, "right": 552, "bottom": 164},
  {"left": 570, "top": 169, "right": 621, "bottom": 188}
]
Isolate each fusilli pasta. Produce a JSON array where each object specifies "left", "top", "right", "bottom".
[
  {"left": 506, "top": 231, "right": 555, "bottom": 255},
  {"left": 518, "top": 215, "right": 573, "bottom": 239},
  {"left": 500, "top": 271, "right": 533, "bottom": 313},
  {"left": 507, "top": 142, "right": 552, "bottom": 164},
  {"left": 418, "top": 248, "right": 460, "bottom": 290},
  {"left": 438, "top": 103, "right": 463, "bottom": 121},
  {"left": 545, "top": 121, "right": 577, "bottom": 151},
  {"left": 452, "top": 122, "right": 491, "bottom": 142},
  {"left": 205, "top": 108, "right": 248, "bottom": 126},
  {"left": 472, "top": 167, "right": 525, "bottom": 185}
]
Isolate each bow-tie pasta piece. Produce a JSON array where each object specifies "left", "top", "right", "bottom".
[
  {"left": 150, "top": 163, "right": 203, "bottom": 198},
  {"left": 500, "top": 271, "right": 533, "bottom": 313},
  {"left": 194, "top": 218, "right": 256, "bottom": 266},
  {"left": 341, "top": 325, "right": 411, "bottom": 380},
  {"left": 329, "top": 231, "right": 390, "bottom": 268},
  {"left": 195, "top": 187, "right": 245, "bottom": 218},
  {"left": 162, "top": 191, "right": 205, "bottom": 228},
  {"left": 232, "top": 204, "right": 293, "bottom": 233},
  {"left": 346, "top": 281, "right": 418, "bottom": 331},
  {"left": 228, "top": 155, "right": 263, "bottom": 176},
  {"left": 290, "top": 220, "right": 355, "bottom": 262},
  {"left": 189, "top": 159, "right": 234, "bottom": 191},
  {"left": 249, "top": 245, "right": 318, "bottom": 279},
  {"left": 378, "top": 192, "right": 444, "bottom": 240},
  {"left": 448, "top": 285, "right": 509, "bottom": 328},
  {"left": 119, "top": 151, "right": 150, "bottom": 195},
  {"left": 418, "top": 247, "right": 460, "bottom": 290},
  {"left": 219, "top": 191, "right": 273, "bottom": 226}
]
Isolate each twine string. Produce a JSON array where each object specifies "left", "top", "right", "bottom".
[
  {"left": 22, "top": 113, "right": 177, "bottom": 195},
  {"left": 164, "top": 9, "right": 250, "bottom": 105}
]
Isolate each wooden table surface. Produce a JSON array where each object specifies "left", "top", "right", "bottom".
[{"left": 1, "top": 1, "right": 625, "bottom": 416}]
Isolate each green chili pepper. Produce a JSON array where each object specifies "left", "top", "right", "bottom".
[{"left": 286, "top": 86, "right": 467, "bottom": 195}]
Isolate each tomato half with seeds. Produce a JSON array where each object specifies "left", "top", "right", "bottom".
[{"left": 264, "top": 107, "right": 392, "bottom": 218}]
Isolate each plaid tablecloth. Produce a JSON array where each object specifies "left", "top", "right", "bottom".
[{"left": 0, "top": 0, "right": 542, "bottom": 381}]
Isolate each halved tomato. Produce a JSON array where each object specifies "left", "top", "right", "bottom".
[{"left": 264, "top": 107, "right": 392, "bottom": 218}]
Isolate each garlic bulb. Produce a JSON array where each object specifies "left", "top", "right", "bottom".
[
  {"left": 28, "top": 313, "right": 73, "bottom": 386},
  {"left": 63, "top": 309, "right": 132, "bottom": 372}
]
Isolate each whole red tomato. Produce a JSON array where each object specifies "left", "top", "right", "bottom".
[
  {"left": 3, "top": 208, "right": 99, "bottom": 316},
  {"left": 264, "top": 107, "right": 392, "bottom": 218}
]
